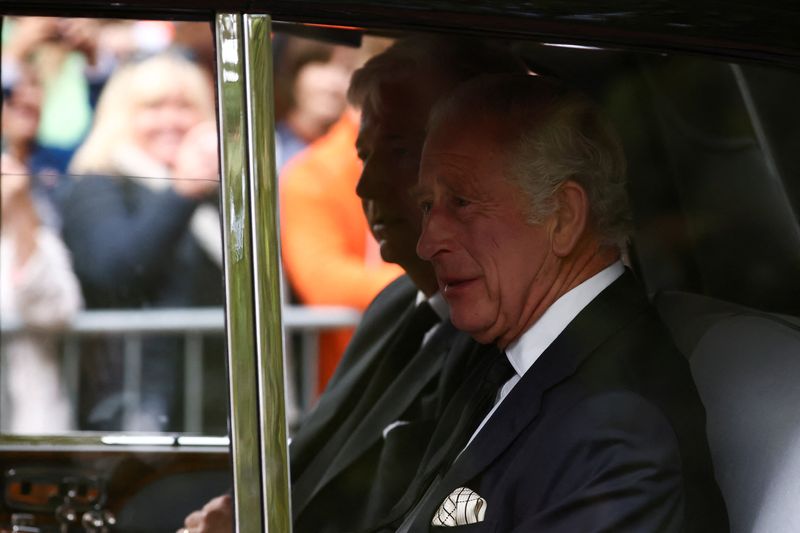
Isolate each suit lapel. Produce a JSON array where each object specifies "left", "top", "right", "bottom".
[
  {"left": 290, "top": 279, "right": 415, "bottom": 480},
  {"left": 383, "top": 343, "right": 498, "bottom": 525},
  {"left": 293, "top": 301, "right": 418, "bottom": 515},
  {"left": 410, "top": 272, "right": 649, "bottom": 528},
  {"left": 313, "top": 322, "right": 458, "bottom": 494}
]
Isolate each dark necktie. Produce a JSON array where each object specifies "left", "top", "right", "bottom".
[
  {"left": 433, "top": 351, "right": 515, "bottom": 476},
  {"left": 375, "top": 349, "right": 515, "bottom": 532}
]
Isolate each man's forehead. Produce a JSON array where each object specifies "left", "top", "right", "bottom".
[
  {"left": 426, "top": 113, "right": 501, "bottom": 152},
  {"left": 419, "top": 119, "right": 508, "bottom": 188},
  {"left": 357, "top": 105, "right": 427, "bottom": 143},
  {"left": 361, "top": 78, "right": 438, "bottom": 122},
  {"left": 415, "top": 164, "right": 498, "bottom": 209},
  {"left": 418, "top": 149, "right": 485, "bottom": 191}
]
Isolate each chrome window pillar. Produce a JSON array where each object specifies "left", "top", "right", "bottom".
[{"left": 216, "top": 13, "right": 291, "bottom": 533}]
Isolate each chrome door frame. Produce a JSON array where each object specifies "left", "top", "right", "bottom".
[{"left": 216, "top": 13, "right": 291, "bottom": 533}]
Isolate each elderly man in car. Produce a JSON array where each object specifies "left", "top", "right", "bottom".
[{"left": 380, "top": 74, "right": 729, "bottom": 532}]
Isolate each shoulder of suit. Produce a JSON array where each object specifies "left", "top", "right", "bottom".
[
  {"left": 523, "top": 390, "right": 682, "bottom": 484},
  {"left": 362, "top": 275, "right": 416, "bottom": 316}
]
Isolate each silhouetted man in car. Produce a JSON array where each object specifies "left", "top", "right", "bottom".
[
  {"left": 180, "top": 36, "right": 524, "bottom": 533},
  {"left": 377, "top": 74, "right": 728, "bottom": 532}
]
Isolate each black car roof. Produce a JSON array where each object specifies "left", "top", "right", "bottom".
[{"left": 1, "top": 1, "right": 799, "bottom": 66}]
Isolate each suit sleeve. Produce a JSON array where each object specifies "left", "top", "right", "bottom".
[{"left": 508, "top": 392, "right": 686, "bottom": 533}]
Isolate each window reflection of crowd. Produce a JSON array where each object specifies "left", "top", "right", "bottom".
[
  {"left": 1, "top": 18, "right": 398, "bottom": 434},
  {"left": 62, "top": 53, "right": 224, "bottom": 432}
]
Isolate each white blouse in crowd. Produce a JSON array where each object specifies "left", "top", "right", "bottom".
[{"left": 0, "top": 228, "right": 83, "bottom": 434}]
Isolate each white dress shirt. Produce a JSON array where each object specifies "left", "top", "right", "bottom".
[
  {"left": 463, "top": 261, "right": 625, "bottom": 449},
  {"left": 416, "top": 290, "right": 450, "bottom": 344},
  {"left": 417, "top": 290, "right": 450, "bottom": 321}
]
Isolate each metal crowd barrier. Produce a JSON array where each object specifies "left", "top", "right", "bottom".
[{"left": 0, "top": 306, "right": 361, "bottom": 433}]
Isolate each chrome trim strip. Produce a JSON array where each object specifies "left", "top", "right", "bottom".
[
  {"left": 101, "top": 435, "right": 175, "bottom": 446},
  {"left": 243, "top": 14, "right": 292, "bottom": 532},
  {"left": 177, "top": 436, "right": 231, "bottom": 447},
  {"left": 0, "top": 433, "right": 227, "bottom": 449},
  {"left": 0, "top": 305, "right": 360, "bottom": 333},
  {"left": 216, "top": 13, "right": 265, "bottom": 533}
]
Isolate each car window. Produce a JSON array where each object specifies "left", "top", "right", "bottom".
[
  {"left": 272, "top": 23, "right": 800, "bottom": 533},
  {"left": 1, "top": 15, "right": 226, "bottom": 436},
  {"left": 0, "top": 15, "right": 234, "bottom": 531}
]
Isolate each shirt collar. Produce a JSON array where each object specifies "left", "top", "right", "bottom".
[
  {"left": 504, "top": 261, "right": 625, "bottom": 378},
  {"left": 416, "top": 290, "right": 449, "bottom": 321}
]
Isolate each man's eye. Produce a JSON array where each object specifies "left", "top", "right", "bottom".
[
  {"left": 419, "top": 201, "right": 432, "bottom": 214},
  {"left": 454, "top": 196, "right": 470, "bottom": 208}
]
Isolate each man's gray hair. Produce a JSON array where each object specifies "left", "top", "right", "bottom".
[
  {"left": 429, "top": 74, "right": 631, "bottom": 248},
  {"left": 347, "top": 35, "right": 527, "bottom": 118}
]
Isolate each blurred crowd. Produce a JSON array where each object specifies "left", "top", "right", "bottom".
[{"left": 0, "top": 17, "right": 398, "bottom": 434}]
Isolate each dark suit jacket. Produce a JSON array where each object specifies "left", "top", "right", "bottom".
[
  {"left": 393, "top": 272, "right": 729, "bottom": 532},
  {"left": 290, "top": 275, "right": 475, "bottom": 533}
]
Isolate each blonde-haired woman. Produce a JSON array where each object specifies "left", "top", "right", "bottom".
[
  {"left": 61, "top": 52, "right": 225, "bottom": 432},
  {"left": 69, "top": 52, "right": 215, "bottom": 183}
]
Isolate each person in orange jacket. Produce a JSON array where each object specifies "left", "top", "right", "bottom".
[{"left": 280, "top": 107, "right": 403, "bottom": 392}]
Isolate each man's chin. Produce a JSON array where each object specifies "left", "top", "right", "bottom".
[
  {"left": 378, "top": 241, "right": 416, "bottom": 267},
  {"left": 450, "top": 312, "right": 495, "bottom": 345},
  {"left": 378, "top": 242, "right": 398, "bottom": 264}
]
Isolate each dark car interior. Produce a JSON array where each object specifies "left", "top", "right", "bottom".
[
  {"left": 523, "top": 41, "right": 800, "bottom": 532},
  {"left": 2, "top": 14, "right": 800, "bottom": 533}
]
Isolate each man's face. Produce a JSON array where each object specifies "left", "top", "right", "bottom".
[
  {"left": 355, "top": 83, "right": 430, "bottom": 269},
  {"left": 416, "top": 116, "right": 559, "bottom": 345}
]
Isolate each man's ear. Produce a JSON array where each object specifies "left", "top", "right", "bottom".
[{"left": 549, "top": 180, "right": 589, "bottom": 257}]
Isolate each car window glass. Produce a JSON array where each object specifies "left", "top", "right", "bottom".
[
  {"left": 1, "top": 16, "right": 226, "bottom": 437},
  {"left": 273, "top": 29, "right": 394, "bottom": 424},
  {"left": 274, "top": 26, "right": 800, "bottom": 533}
]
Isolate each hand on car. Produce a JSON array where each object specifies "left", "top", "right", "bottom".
[{"left": 179, "top": 494, "right": 233, "bottom": 533}]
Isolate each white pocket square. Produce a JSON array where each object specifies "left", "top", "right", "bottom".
[{"left": 431, "top": 487, "right": 487, "bottom": 527}]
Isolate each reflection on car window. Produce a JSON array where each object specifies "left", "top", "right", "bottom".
[{"left": 1, "top": 16, "right": 226, "bottom": 435}]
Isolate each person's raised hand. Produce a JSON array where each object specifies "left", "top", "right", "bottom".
[
  {"left": 172, "top": 120, "right": 220, "bottom": 200},
  {"left": 3, "top": 17, "right": 61, "bottom": 62},
  {"left": 58, "top": 18, "right": 101, "bottom": 65}
]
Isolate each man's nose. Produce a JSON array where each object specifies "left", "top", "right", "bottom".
[
  {"left": 355, "top": 158, "right": 380, "bottom": 200},
  {"left": 417, "top": 208, "right": 449, "bottom": 261}
]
